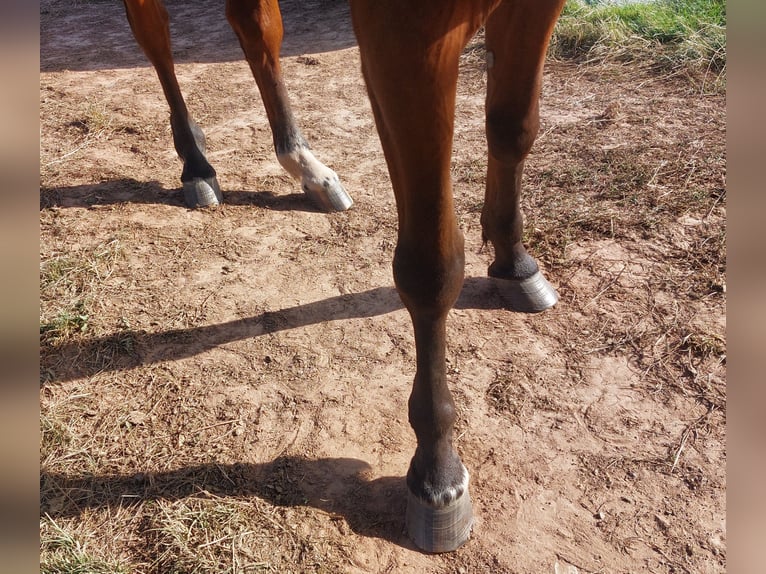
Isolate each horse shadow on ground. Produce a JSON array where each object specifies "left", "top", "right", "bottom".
[
  {"left": 41, "top": 456, "right": 416, "bottom": 549},
  {"left": 41, "top": 278, "right": 519, "bottom": 385},
  {"left": 40, "top": 179, "right": 327, "bottom": 212},
  {"left": 41, "top": 0, "right": 357, "bottom": 73}
]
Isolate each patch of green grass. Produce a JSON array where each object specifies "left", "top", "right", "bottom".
[
  {"left": 40, "top": 517, "right": 131, "bottom": 574},
  {"left": 552, "top": 0, "right": 726, "bottom": 85},
  {"left": 40, "top": 301, "right": 90, "bottom": 341},
  {"left": 42, "top": 551, "right": 130, "bottom": 574},
  {"left": 40, "top": 239, "right": 123, "bottom": 344}
]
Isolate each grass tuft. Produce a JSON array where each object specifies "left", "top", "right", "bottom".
[
  {"left": 40, "top": 516, "right": 131, "bottom": 574},
  {"left": 551, "top": 0, "right": 726, "bottom": 88},
  {"left": 140, "top": 498, "right": 264, "bottom": 573},
  {"left": 40, "top": 238, "right": 123, "bottom": 344},
  {"left": 40, "top": 414, "right": 73, "bottom": 464},
  {"left": 40, "top": 301, "right": 91, "bottom": 341}
]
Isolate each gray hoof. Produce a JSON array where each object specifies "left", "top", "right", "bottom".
[
  {"left": 183, "top": 176, "right": 222, "bottom": 208},
  {"left": 496, "top": 270, "right": 559, "bottom": 313},
  {"left": 303, "top": 177, "right": 353, "bottom": 212},
  {"left": 406, "top": 488, "right": 473, "bottom": 553}
]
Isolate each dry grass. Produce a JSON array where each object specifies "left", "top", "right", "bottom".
[
  {"left": 550, "top": 0, "right": 726, "bottom": 93},
  {"left": 458, "top": 44, "right": 726, "bottom": 430},
  {"left": 40, "top": 237, "right": 124, "bottom": 359}
]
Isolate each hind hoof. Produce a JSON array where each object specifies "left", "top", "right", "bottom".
[
  {"left": 494, "top": 270, "right": 559, "bottom": 313},
  {"left": 405, "top": 488, "right": 473, "bottom": 553},
  {"left": 183, "top": 176, "right": 222, "bottom": 208},
  {"left": 302, "top": 175, "right": 353, "bottom": 212}
]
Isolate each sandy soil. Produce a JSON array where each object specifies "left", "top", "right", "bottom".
[{"left": 40, "top": 1, "right": 726, "bottom": 572}]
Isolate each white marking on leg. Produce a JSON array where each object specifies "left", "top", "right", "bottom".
[
  {"left": 277, "top": 148, "right": 353, "bottom": 211},
  {"left": 441, "top": 466, "right": 470, "bottom": 505},
  {"left": 421, "top": 463, "right": 470, "bottom": 506}
]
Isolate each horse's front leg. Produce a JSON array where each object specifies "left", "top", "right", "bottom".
[
  {"left": 123, "top": 0, "right": 222, "bottom": 207},
  {"left": 400, "top": 255, "right": 473, "bottom": 553},
  {"left": 350, "top": 2, "right": 486, "bottom": 552},
  {"left": 225, "top": 0, "right": 352, "bottom": 211}
]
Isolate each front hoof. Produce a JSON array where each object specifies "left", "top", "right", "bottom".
[
  {"left": 302, "top": 175, "right": 353, "bottom": 212},
  {"left": 493, "top": 270, "right": 559, "bottom": 313},
  {"left": 406, "top": 488, "right": 473, "bottom": 553},
  {"left": 183, "top": 176, "right": 222, "bottom": 208}
]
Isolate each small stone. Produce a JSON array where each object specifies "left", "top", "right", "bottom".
[{"left": 127, "top": 410, "right": 147, "bottom": 425}]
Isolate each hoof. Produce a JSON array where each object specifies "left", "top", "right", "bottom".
[
  {"left": 494, "top": 270, "right": 559, "bottom": 313},
  {"left": 277, "top": 148, "right": 353, "bottom": 212},
  {"left": 183, "top": 176, "right": 222, "bottom": 208},
  {"left": 406, "top": 488, "right": 473, "bottom": 553},
  {"left": 302, "top": 176, "right": 353, "bottom": 212}
]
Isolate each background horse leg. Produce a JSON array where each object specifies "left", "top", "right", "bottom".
[
  {"left": 226, "top": 0, "right": 352, "bottom": 212},
  {"left": 122, "top": 0, "right": 222, "bottom": 207},
  {"left": 481, "top": 0, "right": 566, "bottom": 312},
  {"left": 350, "top": 2, "right": 486, "bottom": 553}
]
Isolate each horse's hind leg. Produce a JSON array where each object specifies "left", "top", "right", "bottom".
[
  {"left": 481, "top": 0, "right": 566, "bottom": 312},
  {"left": 122, "top": 0, "right": 222, "bottom": 207},
  {"left": 350, "top": 2, "right": 486, "bottom": 553},
  {"left": 225, "top": 0, "right": 352, "bottom": 211}
]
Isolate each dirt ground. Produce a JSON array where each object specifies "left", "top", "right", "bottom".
[{"left": 40, "top": 1, "right": 726, "bottom": 573}]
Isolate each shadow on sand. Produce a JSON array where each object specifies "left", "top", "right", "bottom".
[
  {"left": 41, "top": 0, "right": 357, "bottom": 72},
  {"left": 40, "top": 179, "right": 327, "bottom": 213},
  {"left": 41, "top": 277, "right": 517, "bottom": 384},
  {"left": 41, "top": 455, "right": 417, "bottom": 549}
]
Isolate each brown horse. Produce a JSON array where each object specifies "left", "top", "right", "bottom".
[{"left": 122, "top": 0, "right": 564, "bottom": 553}]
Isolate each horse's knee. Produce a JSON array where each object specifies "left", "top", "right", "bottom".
[
  {"left": 486, "top": 109, "right": 539, "bottom": 165},
  {"left": 392, "top": 239, "right": 465, "bottom": 317}
]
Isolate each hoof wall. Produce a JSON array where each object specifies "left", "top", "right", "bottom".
[
  {"left": 183, "top": 176, "right": 222, "bottom": 208},
  {"left": 406, "top": 489, "right": 473, "bottom": 553},
  {"left": 303, "top": 179, "right": 353, "bottom": 212},
  {"left": 495, "top": 270, "right": 559, "bottom": 313}
]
